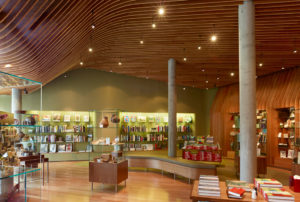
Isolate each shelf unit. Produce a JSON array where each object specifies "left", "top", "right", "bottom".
[{"left": 119, "top": 112, "right": 195, "bottom": 152}]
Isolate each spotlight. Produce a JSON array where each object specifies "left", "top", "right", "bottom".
[
  {"left": 158, "top": 8, "right": 165, "bottom": 15},
  {"left": 80, "top": 62, "right": 83, "bottom": 66},
  {"left": 211, "top": 35, "right": 217, "bottom": 42},
  {"left": 259, "top": 63, "right": 263, "bottom": 67},
  {"left": 183, "top": 57, "right": 187, "bottom": 62},
  {"left": 217, "top": 77, "right": 220, "bottom": 80},
  {"left": 140, "top": 40, "right": 144, "bottom": 44},
  {"left": 202, "top": 69, "right": 205, "bottom": 72},
  {"left": 230, "top": 72, "right": 235, "bottom": 76},
  {"left": 118, "top": 62, "right": 122, "bottom": 66},
  {"left": 281, "top": 67, "right": 285, "bottom": 70},
  {"left": 293, "top": 50, "right": 298, "bottom": 54},
  {"left": 206, "top": 88, "right": 208, "bottom": 90},
  {"left": 152, "top": 23, "right": 156, "bottom": 28},
  {"left": 198, "top": 46, "right": 202, "bottom": 50},
  {"left": 183, "top": 87, "right": 186, "bottom": 91},
  {"left": 5, "top": 64, "right": 12, "bottom": 68},
  {"left": 91, "top": 24, "right": 95, "bottom": 29},
  {"left": 88, "top": 48, "right": 93, "bottom": 52},
  {"left": 205, "top": 80, "right": 208, "bottom": 83}
]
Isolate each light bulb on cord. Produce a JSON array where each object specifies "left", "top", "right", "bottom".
[
  {"left": 158, "top": 7, "right": 165, "bottom": 15},
  {"left": 259, "top": 63, "right": 263, "bottom": 67},
  {"left": 91, "top": 24, "right": 95, "bottom": 29},
  {"left": 211, "top": 35, "right": 217, "bottom": 42}
]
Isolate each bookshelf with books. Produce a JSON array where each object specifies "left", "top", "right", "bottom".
[
  {"left": 275, "top": 107, "right": 295, "bottom": 166},
  {"left": 292, "top": 108, "right": 300, "bottom": 175},
  {"left": 22, "top": 110, "right": 95, "bottom": 161},
  {"left": 119, "top": 112, "right": 195, "bottom": 152}
]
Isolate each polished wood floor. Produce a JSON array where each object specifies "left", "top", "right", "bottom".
[{"left": 26, "top": 161, "right": 192, "bottom": 202}]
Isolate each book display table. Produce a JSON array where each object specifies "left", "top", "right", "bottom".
[
  {"left": 89, "top": 160, "right": 128, "bottom": 192},
  {"left": 190, "top": 181, "right": 300, "bottom": 202}
]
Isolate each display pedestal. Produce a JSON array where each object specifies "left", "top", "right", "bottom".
[{"left": 89, "top": 160, "right": 128, "bottom": 192}]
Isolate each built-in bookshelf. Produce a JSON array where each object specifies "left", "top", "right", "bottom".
[
  {"left": 277, "top": 107, "right": 295, "bottom": 159},
  {"left": 22, "top": 110, "right": 94, "bottom": 156},
  {"left": 119, "top": 112, "right": 195, "bottom": 151}
]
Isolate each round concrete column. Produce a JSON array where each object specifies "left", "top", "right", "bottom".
[
  {"left": 168, "top": 58, "right": 177, "bottom": 157},
  {"left": 239, "top": 0, "right": 257, "bottom": 182},
  {"left": 11, "top": 88, "right": 22, "bottom": 121}
]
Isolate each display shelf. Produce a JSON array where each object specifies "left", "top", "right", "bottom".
[{"left": 119, "top": 112, "right": 195, "bottom": 152}]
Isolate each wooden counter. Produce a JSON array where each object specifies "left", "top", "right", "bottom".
[
  {"left": 89, "top": 160, "right": 128, "bottom": 192},
  {"left": 191, "top": 181, "right": 300, "bottom": 202}
]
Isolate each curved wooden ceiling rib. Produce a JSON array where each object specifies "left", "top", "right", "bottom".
[{"left": 0, "top": 0, "right": 300, "bottom": 91}]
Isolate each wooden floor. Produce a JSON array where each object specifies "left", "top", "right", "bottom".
[{"left": 26, "top": 161, "right": 192, "bottom": 202}]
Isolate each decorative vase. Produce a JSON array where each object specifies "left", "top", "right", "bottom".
[
  {"left": 111, "top": 114, "right": 120, "bottom": 123},
  {"left": 100, "top": 116, "right": 109, "bottom": 128}
]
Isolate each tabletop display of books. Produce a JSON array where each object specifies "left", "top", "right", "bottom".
[
  {"left": 254, "top": 178, "right": 283, "bottom": 191},
  {"left": 261, "top": 187, "right": 295, "bottom": 202},
  {"left": 198, "top": 175, "right": 220, "bottom": 197},
  {"left": 226, "top": 180, "right": 252, "bottom": 192}
]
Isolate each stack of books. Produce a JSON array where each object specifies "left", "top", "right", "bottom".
[
  {"left": 198, "top": 175, "right": 220, "bottom": 197},
  {"left": 226, "top": 180, "right": 252, "bottom": 192},
  {"left": 227, "top": 187, "right": 246, "bottom": 199},
  {"left": 255, "top": 178, "right": 283, "bottom": 191},
  {"left": 261, "top": 187, "right": 295, "bottom": 202}
]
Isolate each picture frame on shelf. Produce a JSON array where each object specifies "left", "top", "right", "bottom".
[
  {"left": 40, "top": 144, "right": 48, "bottom": 153},
  {"left": 83, "top": 115, "right": 89, "bottom": 122},
  {"left": 66, "top": 143, "right": 72, "bottom": 152},
  {"left": 58, "top": 144, "right": 66, "bottom": 152},
  {"left": 49, "top": 144, "right": 56, "bottom": 153},
  {"left": 64, "top": 114, "right": 71, "bottom": 122},
  {"left": 74, "top": 114, "right": 81, "bottom": 122},
  {"left": 42, "top": 115, "right": 51, "bottom": 122},
  {"left": 53, "top": 113, "right": 61, "bottom": 122}
]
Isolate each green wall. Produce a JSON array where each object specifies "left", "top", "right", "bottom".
[{"left": 0, "top": 69, "right": 217, "bottom": 136}]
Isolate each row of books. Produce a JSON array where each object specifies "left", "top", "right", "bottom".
[
  {"left": 35, "top": 125, "right": 91, "bottom": 133},
  {"left": 278, "top": 132, "right": 295, "bottom": 138},
  {"left": 121, "top": 125, "right": 169, "bottom": 133},
  {"left": 120, "top": 134, "right": 166, "bottom": 142},
  {"left": 32, "top": 134, "right": 93, "bottom": 143},
  {"left": 123, "top": 143, "right": 155, "bottom": 151},
  {"left": 177, "top": 125, "right": 192, "bottom": 132},
  {"left": 40, "top": 143, "right": 92, "bottom": 153},
  {"left": 198, "top": 175, "right": 220, "bottom": 197}
]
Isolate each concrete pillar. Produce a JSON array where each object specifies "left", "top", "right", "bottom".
[
  {"left": 168, "top": 58, "right": 177, "bottom": 157},
  {"left": 11, "top": 88, "right": 22, "bottom": 122},
  {"left": 239, "top": 0, "right": 257, "bottom": 182}
]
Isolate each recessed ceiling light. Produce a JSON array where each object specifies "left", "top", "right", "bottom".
[
  {"left": 293, "top": 50, "right": 298, "bottom": 54},
  {"left": 118, "top": 62, "right": 122, "bottom": 66},
  {"left": 140, "top": 40, "right": 144, "bottom": 44},
  {"left": 183, "top": 87, "right": 186, "bottom": 91},
  {"left": 259, "top": 63, "right": 263, "bottom": 67},
  {"left": 217, "top": 77, "right": 220, "bottom": 80},
  {"left": 88, "top": 48, "right": 93, "bottom": 52},
  {"left": 201, "top": 69, "right": 205, "bottom": 72},
  {"left": 158, "top": 8, "right": 165, "bottom": 15},
  {"left": 281, "top": 67, "right": 285, "bottom": 70},
  {"left": 198, "top": 46, "right": 202, "bottom": 50},
  {"left": 5, "top": 64, "right": 12, "bottom": 68},
  {"left": 230, "top": 72, "right": 235, "bottom": 76},
  {"left": 80, "top": 62, "right": 83, "bottom": 66},
  {"left": 183, "top": 57, "right": 187, "bottom": 62},
  {"left": 91, "top": 24, "right": 95, "bottom": 29},
  {"left": 205, "top": 80, "right": 208, "bottom": 83},
  {"left": 211, "top": 35, "right": 217, "bottom": 42},
  {"left": 152, "top": 23, "right": 156, "bottom": 28},
  {"left": 206, "top": 88, "right": 208, "bottom": 90},
  {"left": 110, "top": 69, "right": 113, "bottom": 72}
]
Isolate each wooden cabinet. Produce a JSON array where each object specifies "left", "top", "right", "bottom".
[{"left": 89, "top": 160, "right": 128, "bottom": 192}]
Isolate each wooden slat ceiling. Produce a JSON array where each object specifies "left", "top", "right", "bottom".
[{"left": 1, "top": 0, "right": 300, "bottom": 89}]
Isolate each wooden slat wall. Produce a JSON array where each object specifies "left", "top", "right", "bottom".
[{"left": 210, "top": 67, "right": 300, "bottom": 169}]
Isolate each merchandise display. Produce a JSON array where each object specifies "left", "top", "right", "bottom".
[
  {"left": 119, "top": 112, "right": 195, "bottom": 151},
  {"left": 182, "top": 136, "right": 222, "bottom": 162}
]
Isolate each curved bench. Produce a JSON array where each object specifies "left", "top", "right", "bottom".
[{"left": 126, "top": 156, "right": 217, "bottom": 180}]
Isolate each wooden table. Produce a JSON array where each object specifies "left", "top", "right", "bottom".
[
  {"left": 89, "top": 160, "right": 128, "bottom": 192},
  {"left": 190, "top": 181, "right": 300, "bottom": 202}
]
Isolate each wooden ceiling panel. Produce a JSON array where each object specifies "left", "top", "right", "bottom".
[{"left": 0, "top": 0, "right": 300, "bottom": 89}]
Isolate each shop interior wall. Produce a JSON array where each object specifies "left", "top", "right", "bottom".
[
  {"left": 0, "top": 68, "right": 217, "bottom": 137},
  {"left": 210, "top": 67, "right": 300, "bottom": 169}
]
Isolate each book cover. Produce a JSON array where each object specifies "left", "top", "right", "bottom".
[
  {"left": 64, "top": 114, "right": 71, "bottom": 122},
  {"left": 40, "top": 144, "right": 48, "bottom": 153},
  {"left": 49, "top": 144, "right": 56, "bottom": 153},
  {"left": 83, "top": 115, "right": 89, "bottom": 122},
  {"left": 58, "top": 144, "right": 66, "bottom": 152},
  {"left": 42, "top": 115, "right": 51, "bottom": 122},
  {"left": 74, "top": 114, "right": 80, "bottom": 122},
  {"left": 65, "top": 135, "right": 73, "bottom": 142},
  {"left": 226, "top": 180, "right": 251, "bottom": 191},
  {"left": 130, "top": 116, "right": 137, "bottom": 122},
  {"left": 228, "top": 187, "right": 245, "bottom": 197},
  {"left": 124, "top": 116, "right": 129, "bottom": 123},
  {"left": 53, "top": 114, "right": 61, "bottom": 122},
  {"left": 66, "top": 143, "right": 72, "bottom": 152}
]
